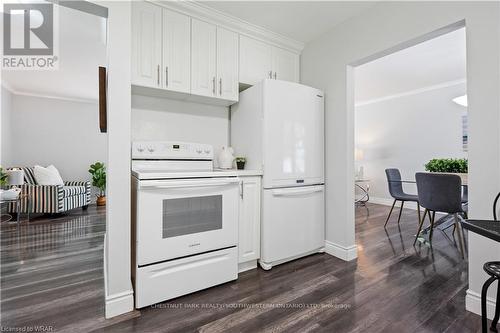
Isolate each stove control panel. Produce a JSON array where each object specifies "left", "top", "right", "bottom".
[{"left": 132, "top": 141, "right": 214, "bottom": 160}]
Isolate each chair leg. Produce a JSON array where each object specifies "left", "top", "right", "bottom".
[
  {"left": 417, "top": 203, "right": 421, "bottom": 226},
  {"left": 397, "top": 201, "right": 405, "bottom": 224},
  {"left": 414, "top": 208, "right": 427, "bottom": 245},
  {"left": 422, "top": 209, "right": 428, "bottom": 224},
  {"left": 491, "top": 279, "right": 500, "bottom": 332},
  {"left": 483, "top": 276, "right": 497, "bottom": 333},
  {"left": 384, "top": 200, "right": 397, "bottom": 227},
  {"left": 429, "top": 211, "right": 436, "bottom": 242},
  {"left": 454, "top": 213, "right": 466, "bottom": 259}
]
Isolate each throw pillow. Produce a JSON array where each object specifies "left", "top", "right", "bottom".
[{"left": 33, "top": 165, "right": 64, "bottom": 186}]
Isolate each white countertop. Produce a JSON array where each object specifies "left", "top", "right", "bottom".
[{"left": 132, "top": 168, "right": 263, "bottom": 180}]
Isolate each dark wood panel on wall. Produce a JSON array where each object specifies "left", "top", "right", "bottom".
[{"left": 99, "top": 66, "right": 107, "bottom": 133}]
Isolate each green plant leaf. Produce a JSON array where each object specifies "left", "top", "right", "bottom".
[
  {"left": 89, "top": 161, "right": 106, "bottom": 192},
  {"left": 425, "top": 158, "right": 467, "bottom": 173}
]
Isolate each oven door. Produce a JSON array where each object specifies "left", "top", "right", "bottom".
[{"left": 136, "top": 177, "right": 240, "bottom": 266}]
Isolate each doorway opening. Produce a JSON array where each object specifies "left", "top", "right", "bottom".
[
  {"left": 1, "top": 2, "right": 109, "bottom": 328},
  {"left": 352, "top": 26, "right": 467, "bottom": 257}
]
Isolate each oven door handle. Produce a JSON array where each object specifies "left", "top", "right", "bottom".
[{"left": 140, "top": 178, "right": 240, "bottom": 189}]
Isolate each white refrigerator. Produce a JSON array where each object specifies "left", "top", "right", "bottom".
[{"left": 231, "top": 79, "right": 325, "bottom": 270}]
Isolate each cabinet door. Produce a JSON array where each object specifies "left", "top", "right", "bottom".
[
  {"left": 272, "top": 47, "right": 300, "bottom": 83},
  {"left": 239, "top": 36, "right": 272, "bottom": 85},
  {"left": 162, "top": 9, "right": 190, "bottom": 93},
  {"left": 238, "top": 177, "right": 261, "bottom": 263},
  {"left": 191, "top": 19, "right": 217, "bottom": 97},
  {"left": 132, "top": 2, "right": 162, "bottom": 88},
  {"left": 217, "top": 27, "right": 239, "bottom": 101}
]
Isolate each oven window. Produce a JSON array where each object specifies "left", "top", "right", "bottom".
[{"left": 162, "top": 195, "right": 223, "bottom": 238}]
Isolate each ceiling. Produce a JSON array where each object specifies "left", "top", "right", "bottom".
[
  {"left": 2, "top": 5, "right": 107, "bottom": 102},
  {"left": 355, "top": 28, "right": 466, "bottom": 103},
  {"left": 199, "top": 1, "right": 377, "bottom": 44}
]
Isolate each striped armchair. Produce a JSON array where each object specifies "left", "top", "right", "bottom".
[{"left": 8, "top": 167, "right": 91, "bottom": 214}]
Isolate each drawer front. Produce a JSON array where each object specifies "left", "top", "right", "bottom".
[{"left": 135, "top": 247, "right": 238, "bottom": 308}]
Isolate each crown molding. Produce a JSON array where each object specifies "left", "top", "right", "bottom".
[
  {"left": 1, "top": 81, "right": 15, "bottom": 94},
  {"left": 152, "top": 0, "right": 305, "bottom": 53},
  {"left": 2, "top": 84, "right": 97, "bottom": 104},
  {"left": 355, "top": 78, "right": 466, "bottom": 107}
]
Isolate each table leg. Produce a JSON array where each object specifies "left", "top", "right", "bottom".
[{"left": 355, "top": 183, "right": 370, "bottom": 206}]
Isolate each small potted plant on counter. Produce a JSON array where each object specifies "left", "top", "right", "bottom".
[
  {"left": 424, "top": 158, "right": 468, "bottom": 183},
  {"left": 235, "top": 157, "right": 246, "bottom": 170},
  {"left": 89, "top": 162, "right": 106, "bottom": 206}
]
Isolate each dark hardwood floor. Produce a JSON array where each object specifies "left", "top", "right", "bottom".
[{"left": 1, "top": 204, "right": 484, "bottom": 332}]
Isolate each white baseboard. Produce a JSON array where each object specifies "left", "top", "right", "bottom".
[
  {"left": 105, "top": 289, "right": 135, "bottom": 319},
  {"left": 466, "top": 288, "right": 496, "bottom": 319},
  {"left": 238, "top": 260, "right": 257, "bottom": 273},
  {"left": 325, "top": 240, "right": 357, "bottom": 261},
  {"left": 369, "top": 196, "right": 419, "bottom": 210}
]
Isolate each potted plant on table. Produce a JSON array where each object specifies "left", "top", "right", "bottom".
[
  {"left": 89, "top": 162, "right": 106, "bottom": 206},
  {"left": 235, "top": 157, "right": 246, "bottom": 170},
  {"left": 424, "top": 158, "right": 468, "bottom": 183}
]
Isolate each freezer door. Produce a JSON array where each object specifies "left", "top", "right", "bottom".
[
  {"left": 261, "top": 185, "right": 325, "bottom": 264},
  {"left": 262, "top": 80, "right": 324, "bottom": 188}
]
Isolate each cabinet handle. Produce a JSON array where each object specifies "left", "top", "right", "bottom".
[
  {"left": 212, "top": 77, "right": 216, "bottom": 95},
  {"left": 268, "top": 70, "right": 273, "bottom": 79},
  {"left": 240, "top": 181, "right": 244, "bottom": 199},
  {"left": 219, "top": 78, "right": 222, "bottom": 96},
  {"left": 157, "top": 65, "right": 160, "bottom": 86},
  {"left": 165, "top": 66, "right": 168, "bottom": 87},
  {"left": 274, "top": 72, "right": 277, "bottom": 80}
]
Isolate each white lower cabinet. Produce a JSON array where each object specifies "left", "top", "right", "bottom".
[{"left": 238, "top": 176, "right": 261, "bottom": 272}]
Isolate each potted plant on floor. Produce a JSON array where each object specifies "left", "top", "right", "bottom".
[
  {"left": 89, "top": 162, "right": 106, "bottom": 206},
  {"left": 0, "top": 167, "right": 8, "bottom": 189},
  {"left": 424, "top": 158, "right": 468, "bottom": 183}
]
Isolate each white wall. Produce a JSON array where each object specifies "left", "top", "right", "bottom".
[
  {"left": 301, "top": 1, "right": 500, "bottom": 318},
  {"left": 132, "top": 95, "right": 229, "bottom": 164},
  {"left": 355, "top": 82, "right": 467, "bottom": 203},
  {"left": 1, "top": 87, "right": 13, "bottom": 166},
  {"left": 101, "top": 1, "right": 133, "bottom": 319},
  {"left": 4, "top": 93, "right": 106, "bottom": 182}
]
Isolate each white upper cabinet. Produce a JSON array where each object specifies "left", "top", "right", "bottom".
[
  {"left": 162, "top": 9, "right": 190, "bottom": 93},
  {"left": 239, "top": 36, "right": 273, "bottom": 85},
  {"left": 272, "top": 47, "right": 299, "bottom": 83},
  {"left": 132, "top": 2, "right": 162, "bottom": 88},
  {"left": 239, "top": 35, "right": 300, "bottom": 86},
  {"left": 217, "top": 27, "right": 239, "bottom": 101},
  {"left": 191, "top": 19, "right": 217, "bottom": 97},
  {"left": 131, "top": 1, "right": 301, "bottom": 105}
]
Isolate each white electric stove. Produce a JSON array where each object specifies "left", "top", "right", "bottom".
[{"left": 131, "top": 141, "right": 239, "bottom": 308}]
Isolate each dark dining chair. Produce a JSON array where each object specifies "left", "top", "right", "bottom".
[
  {"left": 414, "top": 172, "right": 466, "bottom": 258},
  {"left": 480, "top": 192, "right": 500, "bottom": 332},
  {"left": 384, "top": 168, "right": 421, "bottom": 227}
]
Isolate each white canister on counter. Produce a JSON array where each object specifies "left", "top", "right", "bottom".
[{"left": 217, "top": 146, "right": 234, "bottom": 169}]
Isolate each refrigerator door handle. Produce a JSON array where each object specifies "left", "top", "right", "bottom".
[{"left": 272, "top": 186, "right": 323, "bottom": 197}]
